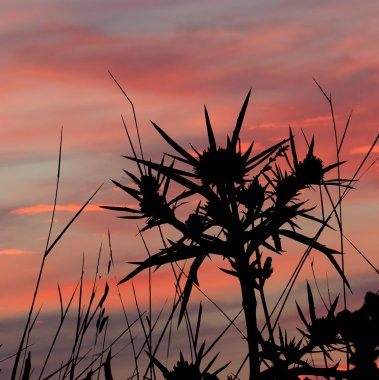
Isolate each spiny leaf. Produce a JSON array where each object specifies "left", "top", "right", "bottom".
[
  {"left": 21, "top": 351, "right": 31, "bottom": 380},
  {"left": 241, "top": 141, "right": 254, "bottom": 162},
  {"left": 231, "top": 89, "right": 252, "bottom": 149},
  {"left": 272, "top": 233, "right": 282, "bottom": 251},
  {"left": 190, "top": 143, "right": 202, "bottom": 158},
  {"left": 261, "top": 240, "right": 281, "bottom": 254},
  {"left": 110, "top": 179, "right": 141, "bottom": 201},
  {"left": 195, "top": 340, "right": 206, "bottom": 367},
  {"left": 104, "top": 349, "right": 113, "bottom": 380},
  {"left": 118, "top": 247, "right": 210, "bottom": 285},
  {"left": 118, "top": 215, "right": 145, "bottom": 220},
  {"left": 279, "top": 326, "right": 285, "bottom": 347},
  {"left": 169, "top": 189, "right": 196, "bottom": 206},
  {"left": 297, "top": 211, "right": 336, "bottom": 230},
  {"left": 204, "top": 105, "right": 216, "bottom": 152},
  {"left": 279, "top": 229, "right": 351, "bottom": 291},
  {"left": 289, "top": 127, "right": 298, "bottom": 168},
  {"left": 278, "top": 229, "right": 341, "bottom": 256},
  {"left": 246, "top": 138, "right": 290, "bottom": 171},
  {"left": 306, "top": 282, "right": 316, "bottom": 323},
  {"left": 323, "top": 161, "right": 346, "bottom": 173},
  {"left": 218, "top": 267, "right": 239, "bottom": 277},
  {"left": 178, "top": 255, "right": 206, "bottom": 326},
  {"left": 307, "top": 136, "right": 315, "bottom": 158},
  {"left": 123, "top": 169, "right": 141, "bottom": 184},
  {"left": 327, "top": 295, "right": 339, "bottom": 319},
  {"left": 162, "top": 164, "right": 174, "bottom": 197},
  {"left": 151, "top": 121, "right": 198, "bottom": 165},
  {"left": 296, "top": 302, "right": 309, "bottom": 328},
  {"left": 202, "top": 352, "right": 219, "bottom": 374},
  {"left": 100, "top": 205, "right": 140, "bottom": 213},
  {"left": 212, "top": 360, "right": 231, "bottom": 376},
  {"left": 124, "top": 156, "right": 217, "bottom": 203}
]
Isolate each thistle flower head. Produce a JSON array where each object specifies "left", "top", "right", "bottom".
[
  {"left": 296, "top": 155, "right": 324, "bottom": 185},
  {"left": 308, "top": 317, "right": 338, "bottom": 346},
  {"left": 195, "top": 147, "right": 245, "bottom": 187},
  {"left": 237, "top": 177, "right": 265, "bottom": 212},
  {"left": 138, "top": 173, "right": 171, "bottom": 223}
]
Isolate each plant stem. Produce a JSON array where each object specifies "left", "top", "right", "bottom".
[{"left": 237, "top": 262, "right": 260, "bottom": 380}]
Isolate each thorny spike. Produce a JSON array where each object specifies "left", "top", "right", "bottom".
[
  {"left": 231, "top": 89, "right": 252, "bottom": 150},
  {"left": 289, "top": 127, "right": 298, "bottom": 168},
  {"left": 204, "top": 105, "right": 217, "bottom": 152}
]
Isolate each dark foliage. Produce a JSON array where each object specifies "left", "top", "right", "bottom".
[{"left": 104, "top": 86, "right": 377, "bottom": 379}]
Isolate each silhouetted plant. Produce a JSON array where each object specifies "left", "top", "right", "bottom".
[
  {"left": 335, "top": 292, "right": 379, "bottom": 379},
  {"left": 103, "top": 80, "right": 379, "bottom": 379},
  {"left": 8, "top": 79, "right": 377, "bottom": 380},
  {"left": 148, "top": 349, "right": 228, "bottom": 380},
  {"left": 6, "top": 131, "right": 131, "bottom": 380}
]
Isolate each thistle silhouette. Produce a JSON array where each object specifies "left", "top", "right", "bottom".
[
  {"left": 7, "top": 75, "right": 378, "bottom": 379},
  {"left": 104, "top": 79, "right": 378, "bottom": 379}
]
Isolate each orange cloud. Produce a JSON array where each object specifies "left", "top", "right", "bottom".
[
  {"left": 254, "top": 114, "right": 332, "bottom": 129},
  {"left": 0, "top": 249, "right": 36, "bottom": 255},
  {"left": 350, "top": 145, "right": 379, "bottom": 155},
  {"left": 10, "top": 204, "right": 126, "bottom": 215}
]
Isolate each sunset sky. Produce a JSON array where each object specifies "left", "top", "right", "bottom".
[{"left": 1, "top": 1, "right": 379, "bottom": 378}]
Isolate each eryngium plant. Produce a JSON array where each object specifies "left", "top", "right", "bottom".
[{"left": 104, "top": 89, "right": 354, "bottom": 380}]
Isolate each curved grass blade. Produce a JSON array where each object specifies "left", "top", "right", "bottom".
[
  {"left": 45, "top": 183, "right": 103, "bottom": 258},
  {"left": 306, "top": 282, "right": 316, "bottom": 323}
]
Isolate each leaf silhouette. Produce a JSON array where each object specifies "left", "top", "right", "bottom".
[
  {"left": 231, "top": 89, "right": 252, "bottom": 150},
  {"left": 178, "top": 254, "right": 206, "bottom": 325},
  {"left": 204, "top": 105, "right": 217, "bottom": 152}
]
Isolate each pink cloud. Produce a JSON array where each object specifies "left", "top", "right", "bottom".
[
  {"left": 253, "top": 114, "right": 333, "bottom": 130},
  {"left": 1, "top": 0, "right": 378, "bottom": 331}
]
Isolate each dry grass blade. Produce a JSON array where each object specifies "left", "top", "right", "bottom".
[
  {"left": 21, "top": 352, "right": 31, "bottom": 380},
  {"left": 11, "top": 129, "right": 64, "bottom": 380},
  {"left": 343, "top": 234, "right": 378, "bottom": 274},
  {"left": 121, "top": 114, "right": 144, "bottom": 176},
  {"left": 45, "top": 183, "right": 103, "bottom": 258},
  {"left": 103, "top": 349, "right": 113, "bottom": 380},
  {"left": 38, "top": 284, "right": 79, "bottom": 379},
  {"left": 108, "top": 71, "right": 145, "bottom": 166}
]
